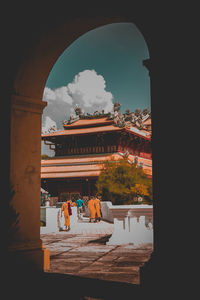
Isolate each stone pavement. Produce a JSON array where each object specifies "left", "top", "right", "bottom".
[{"left": 41, "top": 217, "right": 153, "bottom": 285}]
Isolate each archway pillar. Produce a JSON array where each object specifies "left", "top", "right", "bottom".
[
  {"left": 9, "top": 94, "right": 47, "bottom": 271},
  {"left": 141, "top": 57, "right": 161, "bottom": 286}
]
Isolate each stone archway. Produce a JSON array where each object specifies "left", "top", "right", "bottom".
[{"left": 9, "top": 15, "right": 153, "bottom": 271}]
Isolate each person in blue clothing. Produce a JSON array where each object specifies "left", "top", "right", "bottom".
[{"left": 76, "top": 197, "right": 85, "bottom": 220}]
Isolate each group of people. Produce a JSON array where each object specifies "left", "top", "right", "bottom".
[
  {"left": 87, "top": 196, "right": 102, "bottom": 223},
  {"left": 61, "top": 196, "right": 102, "bottom": 231}
]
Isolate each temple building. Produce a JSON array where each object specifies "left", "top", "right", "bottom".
[{"left": 41, "top": 104, "right": 152, "bottom": 202}]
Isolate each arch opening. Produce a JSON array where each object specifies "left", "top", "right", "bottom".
[{"left": 9, "top": 17, "right": 153, "bottom": 287}]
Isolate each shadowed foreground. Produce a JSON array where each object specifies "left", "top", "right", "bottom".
[
  {"left": 7, "top": 260, "right": 152, "bottom": 299},
  {"left": 7, "top": 219, "right": 153, "bottom": 299},
  {"left": 41, "top": 231, "right": 153, "bottom": 285}
]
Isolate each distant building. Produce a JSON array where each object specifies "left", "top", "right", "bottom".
[{"left": 41, "top": 107, "right": 152, "bottom": 202}]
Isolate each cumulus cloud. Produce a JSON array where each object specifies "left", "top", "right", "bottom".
[
  {"left": 42, "top": 69, "right": 114, "bottom": 130},
  {"left": 43, "top": 86, "right": 73, "bottom": 105},
  {"left": 42, "top": 88, "right": 73, "bottom": 130},
  {"left": 43, "top": 87, "right": 56, "bottom": 101},
  {"left": 67, "top": 70, "right": 114, "bottom": 113}
]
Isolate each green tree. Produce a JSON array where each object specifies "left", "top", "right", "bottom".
[
  {"left": 41, "top": 154, "right": 51, "bottom": 160},
  {"left": 96, "top": 159, "right": 152, "bottom": 205}
]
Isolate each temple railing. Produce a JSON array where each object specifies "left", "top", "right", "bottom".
[
  {"left": 100, "top": 202, "right": 153, "bottom": 246},
  {"left": 40, "top": 202, "right": 153, "bottom": 247}
]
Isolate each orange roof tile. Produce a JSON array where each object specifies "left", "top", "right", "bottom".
[
  {"left": 63, "top": 117, "right": 113, "bottom": 129},
  {"left": 41, "top": 152, "right": 152, "bottom": 178},
  {"left": 42, "top": 125, "right": 123, "bottom": 138},
  {"left": 42, "top": 125, "right": 151, "bottom": 140},
  {"left": 41, "top": 170, "right": 101, "bottom": 178},
  {"left": 143, "top": 118, "right": 151, "bottom": 125},
  {"left": 41, "top": 164, "right": 104, "bottom": 179},
  {"left": 125, "top": 127, "right": 151, "bottom": 140},
  {"left": 41, "top": 153, "right": 152, "bottom": 165},
  {"left": 41, "top": 153, "right": 121, "bottom": 165}
]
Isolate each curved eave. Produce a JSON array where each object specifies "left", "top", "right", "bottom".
[
  {"left": 124, "top": 128, "right": 151, "bottom": 141},
  {"left": 41, "top": 152, "right": 152, "bottom": 179},
  {"left": 42, "top": 127, "right": 151, "bottom": 141},
  {"left": 42, "top": 125, "right": 123, "bottom": 139}
]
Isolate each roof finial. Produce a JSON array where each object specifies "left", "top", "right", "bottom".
[
  {"left": 74, "top": 104, "right": 83, "bottom": 116},
  {"left": 114, "top": 102, "right": 121, "bottom": 112}
]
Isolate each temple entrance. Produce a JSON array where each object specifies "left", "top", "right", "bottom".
[{"left": 42, "top": 178, "right": 97, "bottom": 202}]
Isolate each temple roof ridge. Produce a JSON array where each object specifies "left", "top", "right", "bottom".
[
  {"left": 62, "top": 105, "right": 151, "bottom": 130},
  {"left": 41, "top": 105, "right": 151, "bottom": 138}
]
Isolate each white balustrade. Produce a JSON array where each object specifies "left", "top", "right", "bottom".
[
  {"left": 40, "top": 202, "right": 153, "bottom": 247},
  {"left": 107, "top": 217, "right": 131, "bottom": 245},
  {"left": 106, "top": 205, "right": 153, "bottom": 246},
  {"left": 40, "top": 206, "right": 78, "bottom": 234}
]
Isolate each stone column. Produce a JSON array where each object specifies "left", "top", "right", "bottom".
[{"left": 9, "top": 94, "right": 47, "bottom": 271}]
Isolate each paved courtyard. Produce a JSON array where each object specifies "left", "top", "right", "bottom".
[{"left": 41, "top": 217, "right": 153, "bottom": 285}]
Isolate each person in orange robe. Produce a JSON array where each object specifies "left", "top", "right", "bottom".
[
  {"left": 61, "top": 200, "right": 71, "bottom": 230},
  {"left": 87, "top": 197, "right": 96, "bottom": 222},
  {"left": 94, "top": 196, "right": 101, "bottom": 222}
]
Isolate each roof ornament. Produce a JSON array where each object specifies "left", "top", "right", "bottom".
[
  {"left": 62, "top": 120, "right": 68, "bottom": 126},
  {"left": 135, "top": 115, "right": 143, "bottom": 129},
  {"left": 124, "top": 109, "right": 133, "bottom": 122},
  {"left": 122, "top": 108, "right": 151, "bottom": 131},
  {"left": 60, "top": 101, "right": 151, "bottom": 133},
  {"left": 113, "top": 102, "right": 121, "bottom": 112},
  {"left": 117, "top": 117, "right": 126, "bottom": 128},
  {"left": 74, "top": 104, "right": 83, "bottom": 116},
  {"left": 93, "top": 110, "right": 100, "bottom": 116},
  {"left": 42, "top": 122, "right": 58, "bottom": 134},
  {"left": 142, "top": 108, "right": 150, "bottom": 116},
  {"left": 69, "top": 113, "right": 80, "bottom": 124},
  {"left": 111, "top": 106, "right": 126, "bottom": 128},
  {"left": 69, "top": 113, "right": 76, "bottom": 120},
  {"left": 111, "top": 103, "right": 150, "bottom": 130}
]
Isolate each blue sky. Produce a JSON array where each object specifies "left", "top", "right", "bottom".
[{"left": 42, "top": 22, "right": 150, "bottom": 133}]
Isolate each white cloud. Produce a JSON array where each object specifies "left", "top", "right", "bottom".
[
  {"left": 67, "top": 69, "right": 114, "bottom": 113},
  {"left": 43, "top": 87, "right": 56, "bottom": 101},
  {"left": 43, "top": 86, "right": 73, "bottom": 105},
  {"left": 42, "top": 69, "right": 114, "bottom": 131}
]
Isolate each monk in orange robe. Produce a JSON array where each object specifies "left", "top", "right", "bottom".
[
  {"left": 94, "top": 197, "right": 101, "bottom": 222},
  {"left": 88, "top": 197, "right": 96, "bottom": 222},
  {"left": 61, "top": 200, "right": 71, "bottom": 230}
]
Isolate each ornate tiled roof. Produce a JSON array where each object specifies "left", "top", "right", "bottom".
[
  {"left": 42, "top": 124, "right": 123, "bottom": 138},
  {"left": 63, "top": 117, "right": 114, "bottom": 129},
  {"left": 42, "top": 106, "right": 151, "bottom": 140},
  {"left": 41, "top": 153, "right": 152, "bottom": 179}
]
